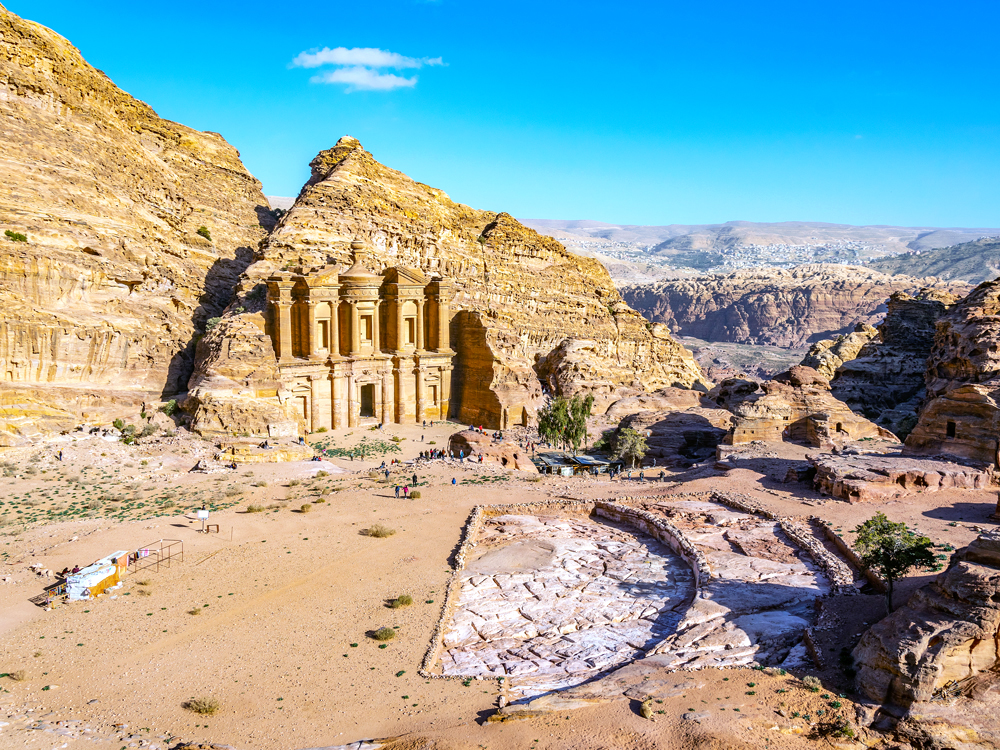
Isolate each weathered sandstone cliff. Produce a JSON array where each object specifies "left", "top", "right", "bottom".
[
  {"left": 800, "top": 322, "right": 878, "bottom": 379},
  {"left": 0, "top": 5, "right": 271, "bottom": 443},
  {"left": 852, "top": 531, "right": 1000, "bottom": 749},
  {"left": 710, "top": 366, "right": 898, "bottom": 447},
  {"left": 829, "top": 290, "right": 960, "bottom": 440},
  {"left": 621, "top": 265, "right": 968, "bottom": 347},
  {"left": 905, "top": 279, "right": 1000, "bottom": 464},
  {"left": 185, "top": 137, "right": 706, "bottom": 434}
]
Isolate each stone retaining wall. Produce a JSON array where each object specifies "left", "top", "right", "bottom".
[{"left": 813, "top": 517, "right": 887, "bottom": 593}]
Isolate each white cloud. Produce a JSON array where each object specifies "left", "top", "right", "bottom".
[
  {"left": 292, "top": 46, "right": 443, "bottom": 70},
  {"left": 310, "top": 66, "right": 419, "bottom": 92}
]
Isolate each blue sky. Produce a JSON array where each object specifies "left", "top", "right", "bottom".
[{"left": 8, "top": 0, "right": 1000, "bottom": 227}]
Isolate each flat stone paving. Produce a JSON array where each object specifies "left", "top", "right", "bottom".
[
  {"left": 438, "top": 499, "right": 837, "bottom": 697},
  {"left": 440, "top": 514, "right": 695, "bottom": 695},
  {"left": 644, "top": 500, "right": 827, "bottom": 671}
]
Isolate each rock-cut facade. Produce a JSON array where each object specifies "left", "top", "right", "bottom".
[{"left": 265, "top": 241, "right": 455, "bottom": 430}]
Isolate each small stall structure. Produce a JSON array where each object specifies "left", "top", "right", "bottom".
[
  {"left": 66, "top": 551, "right": 128, "bottom": 601},
  {"left": 532, "top": 451, "right": 619, "bottom": 476},
  {"left": 129, "top": 539, "right": 184, "bottom": 574}
]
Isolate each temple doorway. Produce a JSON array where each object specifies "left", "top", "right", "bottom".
[{"left": 360, "top": 383, "right": 376, "bottom": 418}]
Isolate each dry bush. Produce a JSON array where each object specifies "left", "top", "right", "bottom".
[
  {"left": 224, "top": 485, "right": 246, "bottom": 497},
  {"left": 388, "top": 594, "right": 413, "bottom": 609},
  {"left": 802, "top": 675, "right": 822, "bottom": 691},
  {"left": 372, "top": 627, "right": 396, "bottom": 641},
  {"left": 315, "top": 470, "right": 329, "bottom": 478},
  {"left": 314, "top": 498, "right": 326, "bottom": 504},
  {"left": 246, "top": 504, "right": 265, "bottom": 513},
  {"left": 410, "top": 490, "right": 421, "bottom": 499},
  {"left": 287, "top": 479, "right": 301, "bottom": 487},
  {"left": 182, "top": 696, "right": 219, "bottom": 715},
  {"left": 365, "top": 524, "right": 396, "bottom": 538},
  {"left": 137, "top": 579, "right": 151, "bottom": 586},
  {"left": 136, "top": 588, "right": 152, "bottom": 597},
  {"left": 187, "top": 608, "right": 202, "bottom": 616},
  {"left": 252, "top": 480, "right": 267, "bottom": 487},
  {"left": 7, "top": 670, "right": 26, "bottom": 681},
  {"left": 299, "top": 504, "right": 312, "bottom": 513}
]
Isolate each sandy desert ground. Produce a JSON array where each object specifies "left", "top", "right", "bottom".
[{"left": 0, "top": 421, "right": 993, "bottom": 750}]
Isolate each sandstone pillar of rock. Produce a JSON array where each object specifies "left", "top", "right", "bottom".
[
  {"left": 416, "top": 366, "right": 426, "bottom": 423},
  {"left": 349, "top": 301, "right": 360, "bottom": 355},
  {"left": 416, "top": 299, "right": 426, "bottom": 351},
  {"left": 395, "top": 360, "right": 410, "bottom": 423},
  {"left": 372, "top": 299, "right": 381, "bottom": 352}
]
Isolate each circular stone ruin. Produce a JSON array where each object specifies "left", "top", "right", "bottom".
[{"left": 433, "top": 495, "right": 856, "bottom": 698}]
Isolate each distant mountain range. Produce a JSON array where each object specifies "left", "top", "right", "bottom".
[{"left": 869, "top": 237, "right": 1000, "bottom": 284}]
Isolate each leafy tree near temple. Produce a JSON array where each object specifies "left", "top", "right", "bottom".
[
  {"left": 537, "top": 394, "right": 594, "bottom": 453},
  {"left": 853, "top": 512, "right": 939, "bottom": 613},
  {"left": 611, "top": 427, "right": 647, "bottom": 468}
]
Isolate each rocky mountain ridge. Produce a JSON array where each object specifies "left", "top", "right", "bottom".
[
  {"left": 620, "top": 265, "right": 970, "bottom": 348},
  {"left": 870, "top": 236, "right": 1000, "bottom": 284},
  {"left": 0, "top": 4, "right": 272, "bottom": 443}
]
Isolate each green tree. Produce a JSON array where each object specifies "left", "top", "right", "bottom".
[
  {"left": 196, "top": 225, "right": 212, "bottom": 241},
  {"left": 853, "top": 512, "right": 939, "bottom": 613},
  {"left": 611, "top": 427, "right": 647, "bottom": 468},
  {"left": 537, "top": 397, "right": 570, "bottom": 450},
  {"left": 567, "top": 393, "right": 595, "bottom": 453}
]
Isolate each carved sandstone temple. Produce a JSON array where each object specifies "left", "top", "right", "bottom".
[{"left": 265, "top": 241, "right": 455, "bottom": 430}]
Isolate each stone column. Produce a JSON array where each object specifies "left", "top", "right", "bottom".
[
  {"left": 436, "top": 293, "right": 450, "bottom": 352},
  {"left": 306, "top": 300, "right": 320, "bottom": 359},
  {"left": 347, "top": 373, "right": 357, "bottom": 428},
  {"left": 274, "top": 287, "right": 294, "bottom": 362},
  {"left": 330, "top": 300, "right": 341, "bottom": 357},
  {"left": 381, "top": 369, "right": 393, "bottom": 424},
  {"left": 349, "top": 301, "right": 360, "bottom": 355},
  {"left": 309, "top": 374, "right": 322, "bottom": 433},
  {"left": 440, "top": 365, "right": 451, "bottom": 419},
  {"left": 415, "top": 367, "right": 425, "bottom": 424},
  {"left": 372, "top": 300, "right": 381, "bottom": 352},
  {"left": 395, "top": 296, "right": 405, "bottom": 350},
  {"left": 416, "top": 299, "right": 426, "bottom": 351},
  {"left": 331, "top": 372, "right": 343, "bottom": 429}
]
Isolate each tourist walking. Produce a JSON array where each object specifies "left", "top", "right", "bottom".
[
  {"left": 403, "top": 485, "right": 409, "bottom": 499},
  {"left": 394, "top": 485, "right": 400, "bottom": 499}
]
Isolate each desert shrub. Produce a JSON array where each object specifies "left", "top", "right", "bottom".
[
  {"left": 365, "top": 524, "right": 396, "bottom": 538},
  {"left": 187, "top": 608, "right": 202, "bottom": 616},
  {"left": 162, "top": 490, "right": 177, "bottom": 500},
  {"left": 139, "top": 424, "right": 158, "bottom": 438},
  {"left": 802, "top": 675, "right": 822, "bottom": 692},
  {"left": 137, "top": 588, "right": 152, "bottom": 597},
  {"left": 196, "top": 226, "right": 212, "bottom": 242},
  {"left": 315, "top": 426, "right": 327, "bottom": 433},
  {"left": 204, "top": 316, "right": 222, "bottom": 332},
  {"left": 160, "top": 500, "right": 175, "bottom": 509},
  {"left": 300, "top": 503, "right": 312, "bottom": 513},
  {"left": 159, "top": 399, "right": 178, "bottom": 416},
  {"left": 86, "top": 500, "right": 102, "bottom": 510},
  {"left": 372, "top": 627, "right": 396, "bottom": 641},
  {"left": 224, "top": 485, "right": 245, "bottom": 497},
  {"left": 7, "top": 670, "right": 26, "bottom": 681},
  {"left": 410, "top": 490, "right": 421, "bottom": 499},
  {"left": 252, "top": 480, "right": 267, "bottom": 487},
  {"left": 315, "top": 470, "right": 329, "bottom": 478},
  {"left": 137, "top": 579, "right": 151, "bottom": 586},
  {"left": 288, "top": 479, "right": 301, "bottom": 487},
  {"left": 4, "top": 230, "right": 27, "bottom": 242},
  {"left": 388, "top": 594, "right": 413, "bottom": 608},
  {"left": 113, "top": 418, "right": 125, "bottom": 431},
  {"left": 246, "top": 504, "right": 265, "bottom": 513},
  {"left": 314, "top": 498, "right": 326, "bottom": 503},
  {"left": 183, "top": 696, "right": 219, "bottom": 715},
  {"left": 528, "top": 475, "right": 543, "bottom": 482},
  {"left": 809, "top": 716, "right": 855, "bottom": 740},
  {"left": 391, "top": 435, "right": 402, "bottom": 443}
]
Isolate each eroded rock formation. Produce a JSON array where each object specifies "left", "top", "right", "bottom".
[
  {"left": 621, "top": 265, "right": 965, "bottom": 347},
  {"left": 0, "top": 6, "right": 271, "bottom": 442},
  {"left": 853, "top": 531, "right": 1000, "bottom": 749},
  {"left": 186, "top": 137, "right": 706, "bottom": 435},
  {"left": 906, "top": 279, "right": 1000, "bottom": 464},
  {"left": 447, "top": 430, "right": 537, "bottom": 472},
  {"left": 829, "top": 290, "right": 960, "bottom": 440},
  {"left": 812, "top": 453, "right": 992, "bottom": 503},
  {"left": 710, "top": 366, "right": 898, "bottom": 447},
  {"left": 800, "top": 322, "right": 878, "bottom": 379}
]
